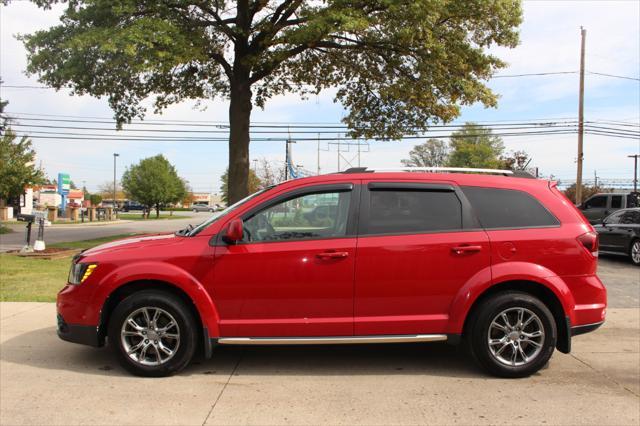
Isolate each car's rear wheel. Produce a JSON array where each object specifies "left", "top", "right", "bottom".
[
  {"left": 108, "top": 290, "right": 197, "bottom": 377},
  {"left": 630, "top": 239, "right": 640, "bottom": 266},
  {"left": 465, "top": 291, "right": 556, "bottom": 378}
]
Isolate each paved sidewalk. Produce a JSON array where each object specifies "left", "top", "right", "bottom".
[{"left": 0, "top": 302, "right": 638, "bottom": 425}]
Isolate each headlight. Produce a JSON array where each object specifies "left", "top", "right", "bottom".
[{"left": 68, "top": 261, "right": 97, "bottom": 285}]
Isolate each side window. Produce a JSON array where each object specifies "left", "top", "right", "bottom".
[
  {"left": 362, "top": 189, "right": 462, "bottom": 235},
  {"left": 621, "top": 210, "right": 640, "bottom": 224},
  {"left": 462, "top": 186, "right": 559, "bottom": 229},
  {"left": 585, "top": 196, "right": 607, "bottom": 209},
  {"left": 604, "top": 210, "right": 624, "bottom": 224},
  {"left": 243, "top": 190, "right": 351, "bottom": 242},
  {"left": 611, "top": 195, "right": 623, "bottom": 209}
]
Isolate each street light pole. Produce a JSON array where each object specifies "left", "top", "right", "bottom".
[{"left": 113, "top": 153, "right": 119, "bottom": 211}]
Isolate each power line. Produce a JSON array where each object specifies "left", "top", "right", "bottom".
[{"left": 587, "top": 71, "right": 640, "bottom": 82}]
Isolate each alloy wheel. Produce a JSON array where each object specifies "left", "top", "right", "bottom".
[
  {"left": 120, "top": 307, "right": 180, "bottom": 366},
  {"left": 487, "top": 307, "right": 545, "bottom": 367},
  {"left": 632, "top": 241, "right": 640, "bottom": 265}
]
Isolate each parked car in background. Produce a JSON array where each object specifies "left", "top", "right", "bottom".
[
  {"left": 595, "top": 207, "right": 640, "bottom": 266},
  {"left": 192, "top": 203, "right": 215, "bottom": 212},
  {"left": 121, "top": 201, "right": 145, "bottom": 212},
  {"left": 578, "top": 192, "right": 639, "bottom": 224},
  {"left": 57, "top": 167, "right": 606, "bottom": 378}
]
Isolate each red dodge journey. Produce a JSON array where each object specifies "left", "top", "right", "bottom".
[{"left": 57, "top": 167, "right": 606, "bottom": 377}]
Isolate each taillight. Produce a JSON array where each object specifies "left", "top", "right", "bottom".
[{"left": 577, "top": 231, "right": 599, "bottom": 257}]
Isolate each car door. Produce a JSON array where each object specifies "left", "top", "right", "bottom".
[
  {"left": 599, "top": 210, "right": 624, "bottom": 251},
  {"left": 581, "top": 195, "right": 609, "bottom": 223},
  {"left": 212, "top": 183, "right": 359, "bottom": 337},
  {"left": 611, "top": 210, "right": 640, "bottom": 253},
  {"left": 354, "top": 181, "right": 491, "bottom": 335}
]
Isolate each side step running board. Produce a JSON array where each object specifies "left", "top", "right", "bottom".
[{"left": 218, "top": 334, "right": 448, "bottom": 345}]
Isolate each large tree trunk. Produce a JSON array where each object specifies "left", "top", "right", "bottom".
[{"left": 227, "top": 78, "right": 253, "bottom": 204}]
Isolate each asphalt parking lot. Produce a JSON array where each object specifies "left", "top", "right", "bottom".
[{"left": 1, "top": 257, "right": 638, "bottom": 425}]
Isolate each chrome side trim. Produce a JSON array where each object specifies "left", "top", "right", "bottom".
[{"left": 218, "top": 334, "right": 448, "bottom": 345}]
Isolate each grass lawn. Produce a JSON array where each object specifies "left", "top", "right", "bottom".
[
  {"left": 0, "top": 234, "right": 139, "bottom": 302},
  {"left": 0, "top": 224, "right": 13, "bottom": 234},
  {"left": 117, "top": 213, "right": 190, "bottom": 221}
]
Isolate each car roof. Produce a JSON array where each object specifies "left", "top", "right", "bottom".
[{"left": 275, "top": 171, "right": 551, "bottom": 192}]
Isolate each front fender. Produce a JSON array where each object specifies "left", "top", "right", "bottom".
[
  {"left": 94, "top": 261, "right": 220, "bottom": 337},
  {"left": 447, "top": 262, "right": 576, "bottom": 334}
]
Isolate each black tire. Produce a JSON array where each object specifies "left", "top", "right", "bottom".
[
  {"left": 108, "top": 290, "right": 197, "bottom": 377},
  {"left": 465, "top": 291, "right": 557, "bottom": 378},
  {"left": 630, "top": 239, "right": 640, "bottom": 266}
]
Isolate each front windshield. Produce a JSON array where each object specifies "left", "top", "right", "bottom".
[{"left": 186, "top": 187, "right": 272, "bottom": 236}]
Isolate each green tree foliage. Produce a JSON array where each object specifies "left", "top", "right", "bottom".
[
  {"left": 220, "top": 168, "right": 261, "bottom": 204},
  {"left": 447, "top": 123, "right": 506, "bottom": 169},
  {"left": 21, "top": 0, "right": 523, "bottom": 203},
  {"left": 0, "top": 98, "right": 45, "bottom": 207},
  {"left": 121, "top": 155, "right": 187, "bottom": 217},
  {"left": 89, "top": 194, "right": 103, "bottom": 206},
  {"left": 401, "top": 139, "right": 449, "bottom": 167},
  {"left": 0, "top": 129, "right": 45, "bottom": 207}
]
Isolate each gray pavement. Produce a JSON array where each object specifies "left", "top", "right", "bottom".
[
  {"left": 0, "top": 212, "right": 211, "bottom": 252},
  {"left": 0, "top": 258, "right": 638, "bottom": 425}
]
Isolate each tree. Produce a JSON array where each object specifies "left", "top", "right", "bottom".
[
  {"left": 447, "top": 123, "right": 505, "bottom": 169},
  {"left": 563, "top": 184, "right": 609, "bottom": 205},
  {"left": 21, "top": 1, "right": 522, "bottom": 203},
  {"left": 401, "top": 139, "right": 449, "bottom": 167},
  {"left": 220, "top": 168, "right": 261, "bottom": 204},
  {"left": 89, "top": 193, "right": 103, "bottom": 206},
  {"left": 501, "top": 149, "right": 531, "bottom": 171},
  {"left": 121, "top": 155, "right": 187, "bottom": 217},
  {"left": 0, "top": 98, "right": 45, "bottom": 210},
  {"left": 0, "top": 129, "right": 45, "bottom": 209},
  {"left": 255, "top": 158, "right": 286, "bottom": 188},
  {"left": 98, "top": 181, "right": 125, "bottom": 201}
]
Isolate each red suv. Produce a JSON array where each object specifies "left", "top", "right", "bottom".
[{"left": 57, "top": 168, "right": 606, "bottom": 377}]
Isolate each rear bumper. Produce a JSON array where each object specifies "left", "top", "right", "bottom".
[
  {"left": 57, "top": 314, "right": 101, "bottom": 347},
  {"left": 571, "top": 320, "right": 604, "bottom": 336}
]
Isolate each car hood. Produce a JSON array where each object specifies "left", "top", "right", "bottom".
[{"left": 81, "top": 234, "right": 178, "bottom": 257}]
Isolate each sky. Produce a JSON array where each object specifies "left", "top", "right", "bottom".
[{"left": 1, "top": 0, "right": 639, "bottom": 194}]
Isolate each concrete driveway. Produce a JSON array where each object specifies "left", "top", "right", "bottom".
[{"left": 1, "top": 258, "right": 638, "bottom": 425}]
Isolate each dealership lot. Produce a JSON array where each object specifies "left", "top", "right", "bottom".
[{"left": 0, "top": 257, "right": 638, "bottom": 425}]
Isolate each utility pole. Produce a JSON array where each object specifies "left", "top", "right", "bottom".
[
  {"left": 337, "top": 134, "right": 341, "bottom": 172},
  {"left": 113, "top": 153, "right": 119, "bottom": 210},
  {"left": 629, "top": 154, "right": 639, "bottom": 192},
  {"left": 593, "top": 170, "right": 598, "bottom": 189},
  {"left": 575, "top": 27, "right": 586, "bottom": 205},
  {"left": 317, "top": 133, "right": 321, "bottom": 175}
]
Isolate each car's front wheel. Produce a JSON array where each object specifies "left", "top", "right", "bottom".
[
  {"left": 630, "top": 239, "right": 640, "bottom": 266},
  {"left": 466, "top": 291, "right": 557, "bottom": 378},
  {"left": 108, "top": 290, "right": 197, "bottom": 377}
]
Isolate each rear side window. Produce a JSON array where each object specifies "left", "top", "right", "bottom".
[
  {"left": 362, "top": 189, "right": 462, "bottom": 235},
  {"left": 611, "top": 195, "right": 623, "bottom": 209},
  {"left": 585, "top": 195, "right": 607, "bottom": 209},
  {"left": 462, "top": 186, "right": 559, "bottom": 229}
]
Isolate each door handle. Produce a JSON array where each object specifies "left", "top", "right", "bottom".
[
  {"left": 316, "top": 251, "right": 349, "bottom": 260},
  {"left": 451, "top": 245, "right": 482, "bottom": 255}
]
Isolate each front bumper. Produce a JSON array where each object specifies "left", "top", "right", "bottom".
[{"left": 57, "top": 314, "right": 101, "bottom": 347}]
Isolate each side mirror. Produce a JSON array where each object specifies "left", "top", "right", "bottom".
[{"left": 223, "top": 218, "right": 243, "bottom": 243}]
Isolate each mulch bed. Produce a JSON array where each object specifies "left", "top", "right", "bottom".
[{"left": 8, "top": 247, "right": 80, "bottom": 260}]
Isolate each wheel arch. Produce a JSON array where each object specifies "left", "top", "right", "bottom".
[
  {"left": 97, "top": 279, "right": 218, "bottom": 357},
  {"left": 460, "top": 280, "right": 571, "bottom": 354}
]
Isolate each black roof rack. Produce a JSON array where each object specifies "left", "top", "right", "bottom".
[{"left": 341, "top": 167, "right": 535, "bottom": 178}]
